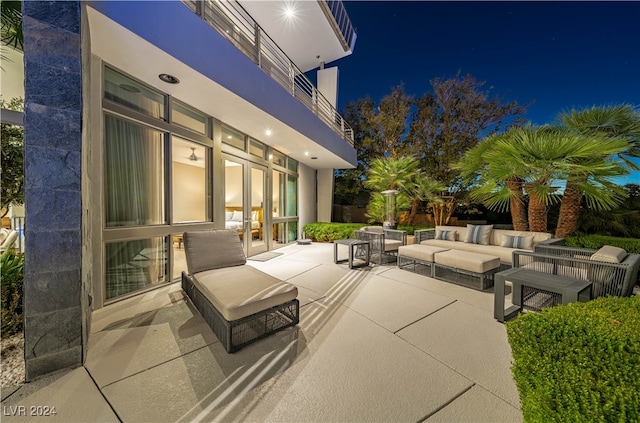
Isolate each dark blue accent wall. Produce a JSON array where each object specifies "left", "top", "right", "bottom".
[
  {"left": 22, "top": 0, "right": 84, "bottom": 380},
  {"left": 90, "top": 1, "right": 356, "bottom": 165}
]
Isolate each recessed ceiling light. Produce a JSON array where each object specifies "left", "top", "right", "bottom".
[
  {"left": 159, "top": 73, "right": 179, "bottom": 84},
  {"left": 284, "top": 7, "right": 295, "bottom": 18},
  {"left": 227, "top": 135, "right": 232, "bottom": 139},
  {"left": 265, "top": 129, "right": 272, "bottom": 136},
  {"left": 304, "top": 152, "right": 309, "bottom": 156}
]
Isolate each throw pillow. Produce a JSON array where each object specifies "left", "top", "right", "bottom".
[
  {"left": 588, "top": 246, "right": 628, "bottom": 297},
  {"left": 500, "top": 234, "right": 534, "bottom": 250},
  {"left": 590, "top": 245, "right": 627, "bottom": 263},
  {"left": 464, "top": 224, "right": 493, "bottom": 245},
  {"left": 435, "top": 229, "right": 456, "bottom": 241},
  {"left": 231, "top": 211, "right": 243, "bottom": 221},
  {"left": 225, "top": 211, "right": 233, "bottom": 221}
]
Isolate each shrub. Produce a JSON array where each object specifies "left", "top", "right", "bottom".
[
  {"left": 506, "top": 296, "right": 640, "bottom": 422},
  {"left": 1, "top": 249, "right": 24, "bottom": 338},
  {"left": 302, "top": 222, "right": 367, "bottom": 242},
  {"left": 565, "top": 234, "right": 640, "bottom": 254}
]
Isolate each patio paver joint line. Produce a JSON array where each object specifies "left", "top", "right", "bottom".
[{"left": 417, "top": 383, "right": 476, "bottom": 422}]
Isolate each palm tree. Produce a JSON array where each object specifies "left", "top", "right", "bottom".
[
  {"left": 554, "top": 105, "right": 640, "bottom": 237},
  {"left": 455, "top": 130, "right": 528, "bottom": 231},
  {"left": 1, "top": 1, "right": 22, "bottom": 68},
  {"left": 363, "top": 156, "right": 419, "bottom": 224},
  {"left": 405, "top": 175, "right": 446, "bottom": 225},
  {"left": 458, "top": 126, "right": 629, "bottom": 233},
  {"left": 1, "top": 2, "right": 23, "bottom": 48}
]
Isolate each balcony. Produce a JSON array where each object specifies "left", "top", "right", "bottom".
[{"left": 182, "top": 0, "right": 354, "bottom": 146}]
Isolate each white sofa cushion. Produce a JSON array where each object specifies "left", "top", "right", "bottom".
[{"left": 192, "top": 265, "right": 298, "bottom": 321}]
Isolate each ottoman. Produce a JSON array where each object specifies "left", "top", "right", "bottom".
[
  {"left": 398, "top": 245, "right": 449, "bottom": 276},
  {"left": 434, "top": 250, "right": 500, "bottom": 290}
]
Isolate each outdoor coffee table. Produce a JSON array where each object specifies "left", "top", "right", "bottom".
[
  {"left": 333, "top": 239, "right": 370, "bottom": 269},
  {"left": 494, "top": 267, "right": 592, "bottom": 322}
]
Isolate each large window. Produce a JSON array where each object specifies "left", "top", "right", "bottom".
[
  {"left": 102, "top": 66, "right": 213, "bottom": 302},
  {"left": 104, "top": 115, "right": 166, "bottom": 227},
  {"left": 101, "top": 65, "right": 302, "bottom": 303},
  {"left": 172, "top": 136, "right": 210, "bottom": 223},
  {"left": 105, "top": 238, "right": 167, "bottom": 300},
  {"left": 104, "top": 67, "right": 165, "bottom": 120}
]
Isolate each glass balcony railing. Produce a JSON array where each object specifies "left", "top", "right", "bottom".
[{"left": 182, "top": 0, "right": 354, "bottom": 146}]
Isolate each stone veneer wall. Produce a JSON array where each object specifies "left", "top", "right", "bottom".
[{"left": 22, "top": 0, "right": 86, "bottom": 381}]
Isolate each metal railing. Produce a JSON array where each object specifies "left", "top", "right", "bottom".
[
  {"left": 324, "top": 0, "right": 356, "bottom": 52},
  {"left": 182, "top": 0, "right": 354, "bottom": 146}
]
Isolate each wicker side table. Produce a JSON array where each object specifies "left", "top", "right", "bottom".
[{"left": 334, "top": 239, "right": 370, "bottom": 269}]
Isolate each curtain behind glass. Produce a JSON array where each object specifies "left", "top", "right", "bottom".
[
  {"left": 104, "top": 115, "right": 165, "bottom": 227},
  {"left": 105, "top": 238, "right": 167, "bottom": 300}
]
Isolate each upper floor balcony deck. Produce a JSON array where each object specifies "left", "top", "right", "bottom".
[{"left": 182, "top": 0, "right": 355, "bottom": 146}]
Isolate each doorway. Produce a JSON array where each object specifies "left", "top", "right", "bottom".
[{"left": 224, "top": 157, "right": 268, "bottom": 256}]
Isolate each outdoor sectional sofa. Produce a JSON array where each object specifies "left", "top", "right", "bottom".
[
  {"left": 398, "top": 224, "right": 563, "bottom": 290},
  {"left": 181, "top": 229, "right": 299, "bottom": 353}
]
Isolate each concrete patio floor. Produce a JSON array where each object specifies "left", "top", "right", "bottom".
[{"left": 1, "top": 242, "right": 522, "bottom": 422}]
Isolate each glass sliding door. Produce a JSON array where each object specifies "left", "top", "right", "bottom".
[
  {"left": 248, "top": 164, "right": 267, "bottom": 256},
  {"left": 224, "top": 157, "right": 268, "bottom": 256},
  {"left": 224, "top": 158, "right": 245, "bottom": 244}
]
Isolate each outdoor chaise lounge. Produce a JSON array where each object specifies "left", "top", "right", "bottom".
[
  {"left": 0, "top": 229, "right": 18, "bottom": 253},
  {"left": 182, "top": 229, "right": 299, "bottom": 352}
]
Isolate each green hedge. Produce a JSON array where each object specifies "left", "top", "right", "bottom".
[
  {"left": 506, "top": 296, "right": 640, "bottom": 422},
  {"left": 302, "top": 222, "right": 367, "bottom": 242},
  {"left": 302, "top": 222, "right": 434, "bottom": 242},
  {"left": 1, "top": 250, "right": 24, "bottom": 338},
  {"left": 565, "top": 234, "right": 640, "bottom": 254}
]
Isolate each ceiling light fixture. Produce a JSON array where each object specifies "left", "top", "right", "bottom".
[
  {"left": 189, "top": 147, "right": 198, "bottom": 161},
  {"left": 284, "top": 7, "right": 295, "bottom": 19},
  {"left": 265, "top": 129, "right": 272, "bottom": 136},
  {"left": 159, "top": 73, "right": 180, "bottom": 84}
]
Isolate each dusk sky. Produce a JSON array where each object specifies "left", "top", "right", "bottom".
[{"left": 331, "top": 1, "right": 640, "bottom": 184}]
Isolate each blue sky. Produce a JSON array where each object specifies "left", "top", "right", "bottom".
[{"left": 332, "top": 1, "right": 640, "bottom": 185}]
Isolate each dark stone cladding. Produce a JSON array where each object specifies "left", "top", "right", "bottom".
[{"left": 22, "top": 0, "right": 84, "bottom": 381}]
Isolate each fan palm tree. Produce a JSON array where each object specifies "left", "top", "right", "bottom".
[
  {"left": 363, "top": 156, "right": 419, "bottom": 224},
  {"left": 554, "top": 105, "right": 640, "bottom": 237},
  {"left": 458, "top": 126, "right": 629, "bottom": 233},
  {"left": 455, "top": 130, "right": 528, "bottom": 231},
  {"left": 1, "top": 1, "right": 22, "bottom": 68},
  {"left": 1, "top": 1, "right": 22, "bottom": 47}
]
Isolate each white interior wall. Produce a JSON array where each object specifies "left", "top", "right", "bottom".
[
  {"left": 225, "top": 165, "right": 243, "bottom": 207},
  {"left": 173, "top": 162, "right": 206, "bottom": 221}
]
